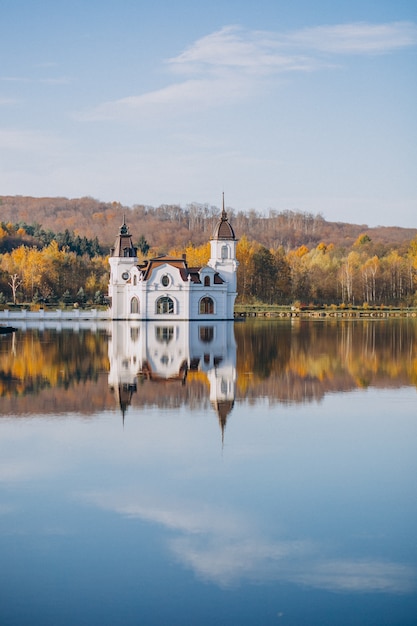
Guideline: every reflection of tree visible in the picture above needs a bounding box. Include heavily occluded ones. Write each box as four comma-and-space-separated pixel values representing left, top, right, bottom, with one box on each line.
235, 320, 417, 402
1, 321, 416, 416
235, 321, 291, 381
0, 329, 109, 398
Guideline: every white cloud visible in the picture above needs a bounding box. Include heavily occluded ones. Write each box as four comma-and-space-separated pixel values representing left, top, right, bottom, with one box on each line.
0, 128, 62, 152
0, 74, 70, 85
81, 488, 417, 593
78, 75, 248, 121
293, 559, 417, 593
168, 25, 316, 75
286, 21, 417, 54
80, 21, 417, 123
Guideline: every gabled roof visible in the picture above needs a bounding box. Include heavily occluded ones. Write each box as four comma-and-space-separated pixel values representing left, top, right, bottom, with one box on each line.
138, 257, 225, 284
140, 256, 188, 281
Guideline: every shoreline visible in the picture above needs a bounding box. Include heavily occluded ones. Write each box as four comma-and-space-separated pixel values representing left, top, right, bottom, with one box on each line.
1, 305, 416, 323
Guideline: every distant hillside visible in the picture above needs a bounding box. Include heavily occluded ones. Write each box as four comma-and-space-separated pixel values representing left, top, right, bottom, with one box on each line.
1, 195, 415, 253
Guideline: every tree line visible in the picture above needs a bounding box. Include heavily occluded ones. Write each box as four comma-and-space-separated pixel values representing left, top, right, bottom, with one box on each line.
1, 195, 415, 251
0, 214, 416, 307
0, 222, 107, 305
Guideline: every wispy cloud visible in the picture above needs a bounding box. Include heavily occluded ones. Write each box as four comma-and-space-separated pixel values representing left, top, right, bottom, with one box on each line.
81, 488, 417, 593
0, 128, 63, 152
79, 76, 248, 121
0, 97, 18, 105
0, 75, 70, 85
285, 21, 417, 54
168, 25, 317, 75
80, 21, 417, 122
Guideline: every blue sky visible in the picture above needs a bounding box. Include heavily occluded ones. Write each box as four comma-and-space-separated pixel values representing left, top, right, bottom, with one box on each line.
1, 0, 416, 227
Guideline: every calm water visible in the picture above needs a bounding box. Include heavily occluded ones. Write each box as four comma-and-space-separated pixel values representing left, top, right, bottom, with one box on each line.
0, 319, 416, 626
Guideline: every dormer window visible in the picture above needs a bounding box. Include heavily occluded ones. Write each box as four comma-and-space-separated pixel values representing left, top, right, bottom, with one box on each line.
161, 274, 170, 287
204, 276, 210, 287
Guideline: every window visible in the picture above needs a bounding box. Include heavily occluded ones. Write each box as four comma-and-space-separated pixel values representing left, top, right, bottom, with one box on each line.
133, 275, 137, 286
161, 274, 170, 287
156, 326, 174, 343
130, 297, 139, 314
221, 245, 228, 260
130, 327, 140, 341
156, 296, 174, 314
204, 276, 210, 286
199, 297, 214, 314
199, 326, 214, 343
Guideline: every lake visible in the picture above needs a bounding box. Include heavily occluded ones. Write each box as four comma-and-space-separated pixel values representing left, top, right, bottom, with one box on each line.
0, 319, 416, 626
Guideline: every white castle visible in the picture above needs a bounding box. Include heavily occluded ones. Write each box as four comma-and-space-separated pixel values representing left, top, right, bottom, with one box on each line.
108, 195, 238, 321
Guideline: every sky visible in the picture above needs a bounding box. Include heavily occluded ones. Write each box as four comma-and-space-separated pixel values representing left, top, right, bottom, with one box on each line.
0, 0, 416, 228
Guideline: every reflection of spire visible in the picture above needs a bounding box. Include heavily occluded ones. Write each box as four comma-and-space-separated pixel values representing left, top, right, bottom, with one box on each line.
211, 400, 234, 445
111, 382, 137, 424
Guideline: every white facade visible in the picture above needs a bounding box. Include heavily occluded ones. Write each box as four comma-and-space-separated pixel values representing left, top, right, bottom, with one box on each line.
108, 203, 238, 321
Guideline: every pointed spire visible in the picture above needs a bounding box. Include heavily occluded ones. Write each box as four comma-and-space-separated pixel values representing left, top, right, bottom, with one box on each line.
120, 214, 129, 235
211, 193, 236, 240
221, 192, 227, 221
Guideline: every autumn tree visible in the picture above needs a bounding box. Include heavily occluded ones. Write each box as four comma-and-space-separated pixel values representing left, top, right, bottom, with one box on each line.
8, 273, 22, 304
236, 236, 259, 302
287, 245, 311, 303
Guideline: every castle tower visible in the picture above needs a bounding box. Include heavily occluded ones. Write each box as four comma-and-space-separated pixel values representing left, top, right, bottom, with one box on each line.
108, 216, 138, 319
208, 194, 239, 318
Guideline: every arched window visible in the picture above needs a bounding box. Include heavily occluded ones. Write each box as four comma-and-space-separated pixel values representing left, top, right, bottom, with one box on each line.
199, 326, 214, 343
130, 297, 139, 314
156, 326, 174, 343
199, 296, 214, 315
204, 276, 210, 287
156, 296, 174, 315
130, 327, 140, 341
221, 245, 228, 260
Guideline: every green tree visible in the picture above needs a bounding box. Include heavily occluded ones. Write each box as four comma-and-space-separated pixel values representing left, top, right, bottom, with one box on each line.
137, 234, 150, 256
252, 246, 277, 304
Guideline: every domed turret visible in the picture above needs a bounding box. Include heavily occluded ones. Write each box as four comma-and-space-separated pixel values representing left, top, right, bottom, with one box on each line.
211, 193, 236, 241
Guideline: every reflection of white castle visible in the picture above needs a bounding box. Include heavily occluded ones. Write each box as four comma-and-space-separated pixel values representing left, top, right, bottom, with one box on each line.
108, 195, 238, 321
108, 321, 236, 436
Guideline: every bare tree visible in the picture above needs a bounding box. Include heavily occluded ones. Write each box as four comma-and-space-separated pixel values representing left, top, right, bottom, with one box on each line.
8, 273, 22, 304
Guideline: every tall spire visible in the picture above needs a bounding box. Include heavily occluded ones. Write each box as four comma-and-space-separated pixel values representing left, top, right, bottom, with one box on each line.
211, 193, 236, 240
221, 191, 227, 221
111, 216, 137, 257
120, 214, 129, 235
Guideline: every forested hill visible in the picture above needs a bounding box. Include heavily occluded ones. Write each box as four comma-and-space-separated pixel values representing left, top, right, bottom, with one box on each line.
0, 195, 415, 252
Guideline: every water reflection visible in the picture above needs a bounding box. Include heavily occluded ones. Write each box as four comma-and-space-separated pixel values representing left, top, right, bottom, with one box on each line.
1, 320, 416, 417
0, 319, 416, 625
235, 319, 417, 402
108, 321, 236, 434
